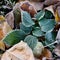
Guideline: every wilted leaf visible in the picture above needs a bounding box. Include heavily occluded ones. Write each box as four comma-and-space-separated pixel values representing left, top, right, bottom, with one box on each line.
39, 18, 56, 32
20, 23, 32, 34
24, 35, 38, 50
21, 11, 35, 27
35, 10, 45, 20
3, 29, 26, 47
32, 27, 44, 37
0, 41, 5, 51
13, 8, 21, 28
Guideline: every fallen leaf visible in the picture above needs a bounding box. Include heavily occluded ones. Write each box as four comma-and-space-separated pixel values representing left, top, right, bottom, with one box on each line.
1, 41, 35, 60
31, 2, 44, 11
39, 48, 52, 60
20, 1, 37, 17
3, 22, 12, 36
0, 41, 5, 51
5, 11, 14, 29
57, 6, 60, 17
0, 28, 4, 40
53, 2, 60, 12
53, 44, 60, 56
44, 0, 59, 6
55, 10, 60, 22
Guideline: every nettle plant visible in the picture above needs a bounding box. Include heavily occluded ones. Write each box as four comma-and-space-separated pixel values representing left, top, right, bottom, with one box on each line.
3, 9, 57, 57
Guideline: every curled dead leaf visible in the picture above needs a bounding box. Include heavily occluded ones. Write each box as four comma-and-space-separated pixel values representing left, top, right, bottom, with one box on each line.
20, 1, 37, 17
0, 41, 5, 51
39, 48, 52, 60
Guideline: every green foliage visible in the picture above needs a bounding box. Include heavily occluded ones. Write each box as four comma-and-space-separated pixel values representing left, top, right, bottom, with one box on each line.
39, 18, 56, 32
42, 31, 57, 46
3, 29, 26, 46
35, 10, 45, 20
24, 35, 38, 50
21, 11, 35, 27
33, 42, 44, 57
20, 23, 32, 34
2, 10, 57, 52
44, 10, 54, 19
32, 27, 44, 37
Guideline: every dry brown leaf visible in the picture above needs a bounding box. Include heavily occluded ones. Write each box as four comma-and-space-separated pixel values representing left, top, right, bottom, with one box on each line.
20, 1, 37, 17
39, 48, 52, 60
1, 41, 35, 60
0, 41, 5, 51
55, 10, 60, 22
0, 29, 4, 40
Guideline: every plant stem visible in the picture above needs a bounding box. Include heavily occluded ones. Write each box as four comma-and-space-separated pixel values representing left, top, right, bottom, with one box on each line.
44, 40, 58, 47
